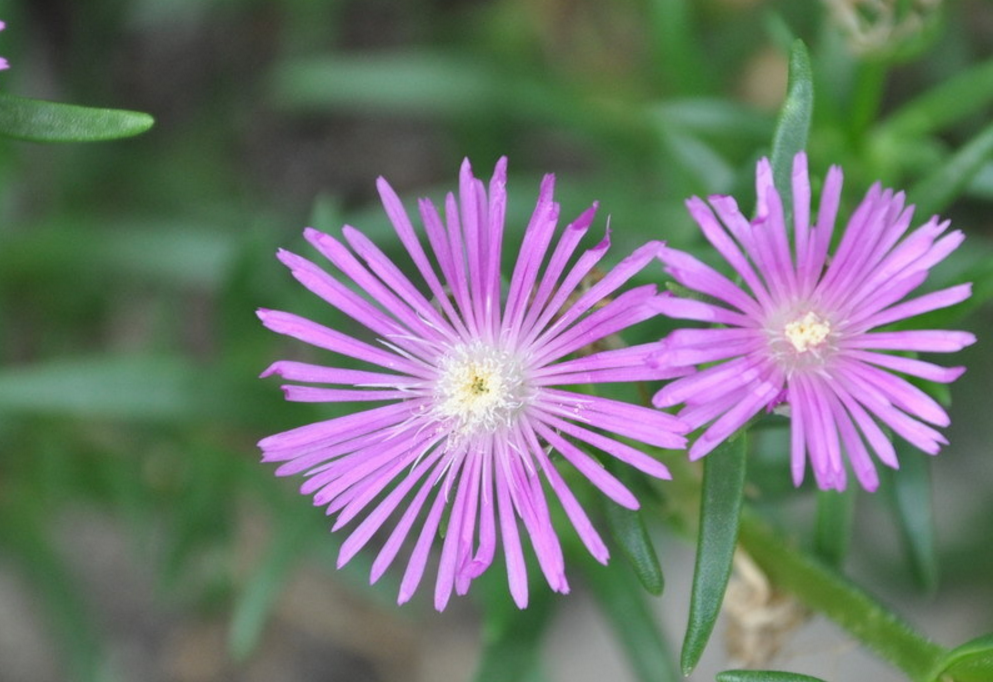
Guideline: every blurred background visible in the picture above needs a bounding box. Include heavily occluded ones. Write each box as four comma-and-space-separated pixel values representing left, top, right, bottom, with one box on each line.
0, 0, 991, 680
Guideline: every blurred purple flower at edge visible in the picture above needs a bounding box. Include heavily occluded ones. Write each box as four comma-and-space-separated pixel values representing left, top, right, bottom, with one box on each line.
651, 152, 975, 492
258, 158, 689, 610
0, 20, 9, 71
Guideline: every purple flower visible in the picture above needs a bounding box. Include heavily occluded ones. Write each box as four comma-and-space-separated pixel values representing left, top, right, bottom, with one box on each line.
259, 158, 688, 609
0, 20, 8, 71
650, 152, 975, 492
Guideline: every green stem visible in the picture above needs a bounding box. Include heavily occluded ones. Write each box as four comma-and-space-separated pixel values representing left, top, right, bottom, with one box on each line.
737, 508, 947, 681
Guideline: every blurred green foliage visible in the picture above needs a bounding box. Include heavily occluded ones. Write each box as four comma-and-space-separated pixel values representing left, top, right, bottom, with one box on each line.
0, 0, 992, 681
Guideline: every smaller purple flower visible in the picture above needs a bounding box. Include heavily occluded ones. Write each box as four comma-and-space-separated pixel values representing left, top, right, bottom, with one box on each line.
0, 21, 8, 71
650, 152, 975, 491
259, 158, 688, 609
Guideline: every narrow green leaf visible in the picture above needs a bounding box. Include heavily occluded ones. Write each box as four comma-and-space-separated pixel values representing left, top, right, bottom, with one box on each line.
228, 517, 311, 660
814, 486, 856, 568
883, 447, 938, 591
738, 509, 946, 679
879, 58, 993, 137
473, 585, 554, 682
273, 52, 501, 117
0, 355, 271, 427
769, 40, 814, 219
582, 550, 679, 682
680, 435, 747, 676
910, 120, 993, 218
602, 462, 665, 595
654, 98, 773, 141
0, 513, 110, 682
929, 633, 993, 682
0, 92, 153, 142
717, 670, 827, 682
0, 355, 199, 420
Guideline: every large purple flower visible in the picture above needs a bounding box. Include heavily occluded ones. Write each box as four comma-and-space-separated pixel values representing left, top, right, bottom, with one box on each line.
651, 152, 975, 491
259, 158, 688, 609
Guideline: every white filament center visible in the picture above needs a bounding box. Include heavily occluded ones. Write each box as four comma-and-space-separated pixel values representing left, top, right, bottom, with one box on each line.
783, 311, 831, 353
433, 342, 528, 438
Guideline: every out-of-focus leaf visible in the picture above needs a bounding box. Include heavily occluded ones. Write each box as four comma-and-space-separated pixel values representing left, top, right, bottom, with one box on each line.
0, 222, 238, 289
650, 117, 735, 196
910, 120, 993, 218
929, 633, 993, 682
717, 670, 826, 682
583, 550, 679, 682
883, 446, 938, 591
228, 516, 311, 660
0, 92, 153, 142
273, 52, 504, 117
0, 512, 109, 682
739, 509, 946, 680
602, 462, 665, 595
473, 581, 554, 682
681, 435, 747, 676
0, 356, 201, 420
814, 486, 855, 568
0, 355, 272, 427
770, 40, 814, 219
654, 98, 773, 141
879, 59, 993, 138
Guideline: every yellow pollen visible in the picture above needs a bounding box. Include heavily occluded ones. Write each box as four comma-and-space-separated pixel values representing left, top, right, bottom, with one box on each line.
783, 311, 831, 353
433, 343, 527, 438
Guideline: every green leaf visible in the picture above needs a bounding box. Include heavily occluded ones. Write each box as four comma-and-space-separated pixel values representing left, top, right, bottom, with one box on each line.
582, 549, 679, 682
879, 58, 993, 138
0, 513, 110, 682
228, 516, 311, 660
814, 486, 856, 568
680, 435, 747, 676
472, 583, 554, 682
273, 51, 503, 118
910, 120, 993, 218
717, 670, 827, 682
738, 509, 946, 680
0, 355, 199, 420
769, 39, 814, 220
602, 462, 665, 595
883, 447, 938, 591
0, 355, 272, 427
929, 633, 993, 682
0, 92, 153, 142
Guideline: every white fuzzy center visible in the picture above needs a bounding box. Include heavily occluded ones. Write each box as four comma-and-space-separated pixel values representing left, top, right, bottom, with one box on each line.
433, 342, 528, 438
783, 311, 832, 353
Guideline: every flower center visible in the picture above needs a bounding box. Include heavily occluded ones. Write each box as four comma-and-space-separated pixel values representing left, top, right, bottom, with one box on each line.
783, 311, 832, 353
433, 342, 529, 439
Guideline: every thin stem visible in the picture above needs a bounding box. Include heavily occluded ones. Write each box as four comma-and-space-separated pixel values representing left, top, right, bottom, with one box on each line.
737, 508, 947, 682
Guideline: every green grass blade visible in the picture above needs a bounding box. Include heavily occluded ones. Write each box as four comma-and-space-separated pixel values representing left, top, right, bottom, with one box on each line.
879, 58, 993, 137
814, 486, 856, 569
582, 551, 679, 682
739, 509, 946, 680
717, 670, 827, 682
883, 447, 938, 591
228, 515, 311, 660
770, 40, 814, 219
472, 584, 554, 682
910, 120, 993, 218
602, 462, 665, 595
0, 92, 153, 142
0, 513, 110, 682
680, 435, 747, 676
